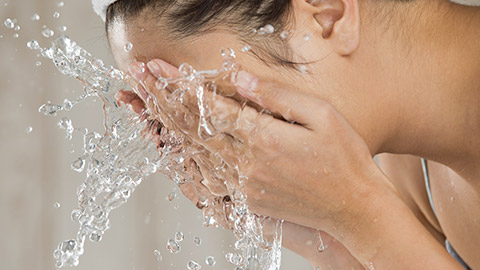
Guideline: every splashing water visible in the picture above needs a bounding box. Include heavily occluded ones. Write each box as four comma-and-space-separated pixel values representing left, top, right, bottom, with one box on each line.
37, 36, 283, 269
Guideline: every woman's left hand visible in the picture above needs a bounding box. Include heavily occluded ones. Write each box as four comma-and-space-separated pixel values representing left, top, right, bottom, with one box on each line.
129, 59, 392, 237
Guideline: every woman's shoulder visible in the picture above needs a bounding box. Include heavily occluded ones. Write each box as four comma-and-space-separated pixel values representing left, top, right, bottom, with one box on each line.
375, 153, 445, 241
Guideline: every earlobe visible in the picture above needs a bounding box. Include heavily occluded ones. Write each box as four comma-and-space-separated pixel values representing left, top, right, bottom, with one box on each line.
309, 0, 360, 56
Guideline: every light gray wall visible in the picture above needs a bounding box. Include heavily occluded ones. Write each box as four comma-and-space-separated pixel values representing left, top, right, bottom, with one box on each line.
0, 0, 312, 269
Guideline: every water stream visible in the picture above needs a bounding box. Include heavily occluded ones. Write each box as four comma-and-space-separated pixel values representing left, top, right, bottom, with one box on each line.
36, 36, 283, 270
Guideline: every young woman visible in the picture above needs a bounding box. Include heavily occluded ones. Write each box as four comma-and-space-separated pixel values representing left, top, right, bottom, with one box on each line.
93, 0, 480, 269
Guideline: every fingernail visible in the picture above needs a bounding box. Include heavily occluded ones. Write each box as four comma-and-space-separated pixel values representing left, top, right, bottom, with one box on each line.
136, 84, 149, 101
147, 61, 161, 75
128, 62, 146, 81
236, 71, 258, 94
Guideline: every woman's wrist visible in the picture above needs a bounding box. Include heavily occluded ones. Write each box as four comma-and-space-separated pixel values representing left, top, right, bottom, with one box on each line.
326, 170, 462, 269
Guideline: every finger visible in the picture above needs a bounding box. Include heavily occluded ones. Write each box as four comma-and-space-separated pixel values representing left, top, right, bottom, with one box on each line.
130, 61, 242, 166
235, 71, 324, 128
193, 154, 229, 196
116, 90, 146, 115
146, 59, 181, 80
193, 89, 307, 153
128, 62, 151, 101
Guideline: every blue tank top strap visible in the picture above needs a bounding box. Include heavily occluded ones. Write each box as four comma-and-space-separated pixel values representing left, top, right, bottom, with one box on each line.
421, 158, 471, 269
421, 158, 437, 216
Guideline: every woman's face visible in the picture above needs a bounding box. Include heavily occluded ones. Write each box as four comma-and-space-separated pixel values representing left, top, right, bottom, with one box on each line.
107, 2, 480, 155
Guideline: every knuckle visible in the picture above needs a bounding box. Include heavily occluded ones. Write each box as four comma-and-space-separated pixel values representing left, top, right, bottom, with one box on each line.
254, 129, 281, 153
315, 101, 337, 123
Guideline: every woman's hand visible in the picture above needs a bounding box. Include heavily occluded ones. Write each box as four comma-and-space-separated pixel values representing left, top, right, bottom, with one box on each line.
129, 59, 389, 233
128, 59, 464, 270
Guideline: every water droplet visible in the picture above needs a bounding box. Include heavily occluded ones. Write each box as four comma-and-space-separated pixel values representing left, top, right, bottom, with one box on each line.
241, 45, 251, 52
13, 33, 19, 38
124, 42, 133, 52
26, 126, 33, 133
53, 12, 60, 19
42, 28, 54, 38
166, 192, 177, 201
299, 65, 307, 74
4, 18, 14, 29
89, 231, 102, 242
32, 14, 40, 21
155, 78, 168, 90
153, 249, 162, 261
193, 236, 202, 246
35, 61, 42, 67
59, 25, 67, 32
166, 239, 181, 254
57, 1, 65, 7
205, 256, 216, 266
27, 40, 40, 50
38, 103, 59, 116
187, 260, 201, 270
280, 30, 289, 40
175, 231, 184, 242
316, 232, 325, 252
14, 25, 20, 31
71, 209, 81, 222
63, 99, 73, 111
54, 202, 61, 208
263, 24, 275, 34
179, 63, 195, 77
304, 34, 312, 41
315, 267, 321, 270
71, 157, 85, 173
58, 117, 74, 140
60, 239, 76, 253
225, 253, 243, 265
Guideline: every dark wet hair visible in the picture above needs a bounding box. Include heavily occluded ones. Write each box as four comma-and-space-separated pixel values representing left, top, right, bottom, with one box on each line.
105, 0, 297, 67
105, 0, 414, 68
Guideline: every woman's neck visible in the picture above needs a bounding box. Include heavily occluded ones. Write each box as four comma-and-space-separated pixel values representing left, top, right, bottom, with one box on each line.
377, 3, 480, 179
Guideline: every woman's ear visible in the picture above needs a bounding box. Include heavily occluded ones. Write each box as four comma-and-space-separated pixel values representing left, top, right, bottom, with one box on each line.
303, 0, 360, 56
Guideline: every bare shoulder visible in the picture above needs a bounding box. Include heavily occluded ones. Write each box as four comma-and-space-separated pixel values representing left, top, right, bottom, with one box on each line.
375, 154, 445, 242
376, 154, 480, 268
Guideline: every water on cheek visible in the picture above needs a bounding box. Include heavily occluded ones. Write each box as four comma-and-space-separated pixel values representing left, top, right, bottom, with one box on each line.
36, 36, 284, 270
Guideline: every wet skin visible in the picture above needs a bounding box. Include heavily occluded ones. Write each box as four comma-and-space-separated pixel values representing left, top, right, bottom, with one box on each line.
109, 0, 480, 269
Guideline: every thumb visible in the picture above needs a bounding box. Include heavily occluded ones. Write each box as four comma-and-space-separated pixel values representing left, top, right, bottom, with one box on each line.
235, 71, 319, 126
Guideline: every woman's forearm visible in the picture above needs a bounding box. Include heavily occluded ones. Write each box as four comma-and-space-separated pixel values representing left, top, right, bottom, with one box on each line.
280, 221, 364, 269
331, 177, 463, 270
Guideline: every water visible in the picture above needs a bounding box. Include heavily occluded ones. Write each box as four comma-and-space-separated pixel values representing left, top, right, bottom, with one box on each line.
187, 260, 202, 270
42, 28, 55, 38
36, 36, 283, 269
167, 239, 181, 254
32, 14, 40, 21
27, 40, 40, 50
193, 236, 202, 246
205, 256, 216, 266
154, 249, 163, 261
4, 18, 14, 29
175, 231, 184, 242
124, 42, 133, 52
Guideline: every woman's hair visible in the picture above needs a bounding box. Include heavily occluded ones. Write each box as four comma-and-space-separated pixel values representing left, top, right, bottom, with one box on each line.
106, 0, 296, 67
105, 0, 413, 67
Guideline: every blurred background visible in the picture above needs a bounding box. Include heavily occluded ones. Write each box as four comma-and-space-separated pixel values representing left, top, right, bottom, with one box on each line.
0, 0, 311, 269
